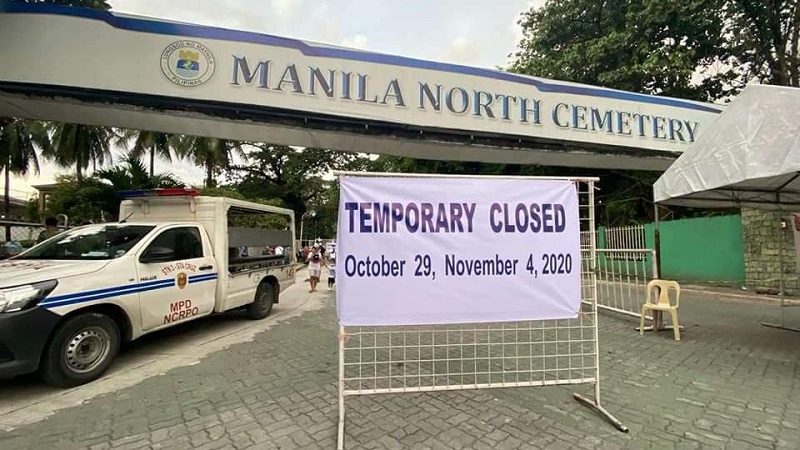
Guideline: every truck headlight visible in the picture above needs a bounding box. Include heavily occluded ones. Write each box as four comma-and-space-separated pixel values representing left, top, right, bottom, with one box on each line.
0, 280, 58, 313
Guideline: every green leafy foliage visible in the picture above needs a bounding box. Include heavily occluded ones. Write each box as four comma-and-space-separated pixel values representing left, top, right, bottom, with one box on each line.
0, 119, 49, 235
722, 1, 800, 89
512, 1, 799, 97
174, 136, 244, 187
228, 144, 372, 235
116, 129, 181, 176
0, 119, 48, 178
45, 123, 116, 181
94, 154, 183, 191
43, 155, 186, 223
511, 0, 727, 101
372, 154, 661, 226
43, 175, 117, 224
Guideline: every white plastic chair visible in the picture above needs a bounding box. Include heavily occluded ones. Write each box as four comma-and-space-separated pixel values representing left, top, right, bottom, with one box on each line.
640, 280, 681, 341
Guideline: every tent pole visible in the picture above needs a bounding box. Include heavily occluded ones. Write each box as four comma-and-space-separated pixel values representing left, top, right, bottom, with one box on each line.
651, 202, 664, 330
653, 203, 661, 279
762, 211, 800, 332
779, 216, 786, 328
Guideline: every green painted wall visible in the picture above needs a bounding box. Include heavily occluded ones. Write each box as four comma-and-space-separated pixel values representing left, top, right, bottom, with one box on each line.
657, 215, 745, 283
595, 216, 745, 283
596, 226, 607, 248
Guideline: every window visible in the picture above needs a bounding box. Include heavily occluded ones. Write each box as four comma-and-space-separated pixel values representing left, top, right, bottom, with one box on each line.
140, 227, 203, 262
19, 225, 155, 260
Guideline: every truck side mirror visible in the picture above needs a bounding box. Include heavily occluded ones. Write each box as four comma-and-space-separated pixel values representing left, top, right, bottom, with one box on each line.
140, 246, 175, 263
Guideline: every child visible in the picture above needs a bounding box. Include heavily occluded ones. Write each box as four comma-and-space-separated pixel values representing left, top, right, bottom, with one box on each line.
327, 252, 336, 289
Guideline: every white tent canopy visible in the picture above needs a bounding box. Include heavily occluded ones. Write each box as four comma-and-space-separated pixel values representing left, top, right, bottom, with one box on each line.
654, 85, 800, 209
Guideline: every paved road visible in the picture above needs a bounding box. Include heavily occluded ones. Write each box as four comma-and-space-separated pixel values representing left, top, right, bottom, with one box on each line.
0, 276, 324, 432
1, 274, 799, 449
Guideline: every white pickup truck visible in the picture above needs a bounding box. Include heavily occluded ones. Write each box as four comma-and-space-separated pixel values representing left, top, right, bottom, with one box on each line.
0, 189, 296, 386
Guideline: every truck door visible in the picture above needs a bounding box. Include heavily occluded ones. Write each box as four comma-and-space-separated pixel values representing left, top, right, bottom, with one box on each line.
136, 225, 217, 331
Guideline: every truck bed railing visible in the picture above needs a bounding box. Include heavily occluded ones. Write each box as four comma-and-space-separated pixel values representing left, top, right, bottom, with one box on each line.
229, 255, 291, 274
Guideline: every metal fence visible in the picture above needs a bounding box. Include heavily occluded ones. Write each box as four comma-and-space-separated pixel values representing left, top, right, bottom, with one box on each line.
0, 220, 47, 245
594, 249, 657, 319
337, 177, 626, 450
604, 224, 646, 255
0, 220, 71, 259
581, 230, 656, 319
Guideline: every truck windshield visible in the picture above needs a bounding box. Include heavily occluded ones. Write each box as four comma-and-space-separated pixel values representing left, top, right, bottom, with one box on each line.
17, 225, 155, 260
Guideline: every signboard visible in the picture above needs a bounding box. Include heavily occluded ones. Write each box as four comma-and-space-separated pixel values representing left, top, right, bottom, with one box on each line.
0, 5, 722, 167
336, 175, 581, 326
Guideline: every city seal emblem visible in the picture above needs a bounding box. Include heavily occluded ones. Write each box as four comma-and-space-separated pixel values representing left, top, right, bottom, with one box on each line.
176, 272, 188, 289
160, 40, 215, 87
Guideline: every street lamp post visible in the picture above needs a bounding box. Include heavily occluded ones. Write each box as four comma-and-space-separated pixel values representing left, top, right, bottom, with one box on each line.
313, 211, 318, 242
299, 213, 305, 247
299, 210, 316, 247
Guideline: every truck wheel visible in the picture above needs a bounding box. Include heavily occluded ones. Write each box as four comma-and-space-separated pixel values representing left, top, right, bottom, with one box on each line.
40, 313, 120, 387
247, 282, 275, 320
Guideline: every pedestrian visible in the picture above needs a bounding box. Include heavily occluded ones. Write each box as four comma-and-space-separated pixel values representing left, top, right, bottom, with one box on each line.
36, 217, 60, 243
327, 251, 336, 289
306, 245, 325, 293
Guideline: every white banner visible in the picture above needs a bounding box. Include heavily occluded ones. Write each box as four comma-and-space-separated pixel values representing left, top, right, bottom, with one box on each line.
336, 175, 581, 326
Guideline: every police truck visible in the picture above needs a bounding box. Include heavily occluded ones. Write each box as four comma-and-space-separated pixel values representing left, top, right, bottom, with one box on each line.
0, 189, 295, 386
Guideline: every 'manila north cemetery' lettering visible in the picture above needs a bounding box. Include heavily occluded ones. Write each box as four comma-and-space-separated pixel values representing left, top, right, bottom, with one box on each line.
230, 56, 699, 142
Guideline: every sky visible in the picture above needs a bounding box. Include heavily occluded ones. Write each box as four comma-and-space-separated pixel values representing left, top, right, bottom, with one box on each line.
5, 0, 544, 199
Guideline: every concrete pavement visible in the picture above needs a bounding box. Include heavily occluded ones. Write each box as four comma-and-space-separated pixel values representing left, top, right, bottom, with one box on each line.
0, 276, 324, 432
0, 272, 799, 449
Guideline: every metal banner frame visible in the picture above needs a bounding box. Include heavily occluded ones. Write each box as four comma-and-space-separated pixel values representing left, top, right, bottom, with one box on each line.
333, 173, 627, 449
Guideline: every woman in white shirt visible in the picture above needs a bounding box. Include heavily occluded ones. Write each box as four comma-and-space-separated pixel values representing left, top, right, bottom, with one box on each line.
306, 246, 325, 293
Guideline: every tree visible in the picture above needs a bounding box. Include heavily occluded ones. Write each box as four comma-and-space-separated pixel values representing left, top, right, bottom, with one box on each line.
116, 129, 180, 177
372, 154, 665, 226
41, 175, 114, 224
512, 0, 727, 101
723, 1, 800, 89
0, 119, 49, 238
44, 155, 185, 223
45, 123, 115, 181
175, 136, 244, 187
371, 155, 507, 177
513, 0, 799, 97
94, 153, 183, 191
229, 144, 370, 220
